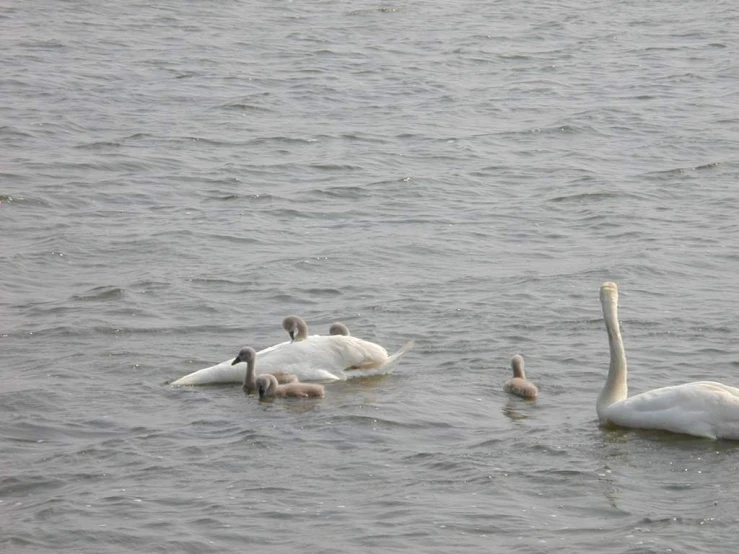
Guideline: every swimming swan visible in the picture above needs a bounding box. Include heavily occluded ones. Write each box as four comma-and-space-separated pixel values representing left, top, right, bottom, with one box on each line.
503, 355, 538, 399
255, 374, 324, 399
329, 322, 350, 336
170, 316, 414, 385
233, 346, 297, 395
597, 281, 739, 440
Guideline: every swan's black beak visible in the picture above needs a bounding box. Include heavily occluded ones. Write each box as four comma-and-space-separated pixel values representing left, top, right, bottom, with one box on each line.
289, 331, 295, 342
231, 358, 241, 366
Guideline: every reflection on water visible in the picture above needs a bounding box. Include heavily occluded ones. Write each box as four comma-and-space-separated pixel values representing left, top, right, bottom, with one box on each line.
255, 397, 325, 414
502, 396, 537, 421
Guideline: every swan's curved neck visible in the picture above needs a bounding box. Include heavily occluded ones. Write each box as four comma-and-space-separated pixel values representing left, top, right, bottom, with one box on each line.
598, 293, 628, 416
260, 375, 278, 398
295, 320, 308, 341
243, 359, 256, 390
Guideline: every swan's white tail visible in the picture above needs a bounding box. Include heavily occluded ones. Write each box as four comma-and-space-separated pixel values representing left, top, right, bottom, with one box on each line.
383, 340, 415, 369
344, 340, 415, 379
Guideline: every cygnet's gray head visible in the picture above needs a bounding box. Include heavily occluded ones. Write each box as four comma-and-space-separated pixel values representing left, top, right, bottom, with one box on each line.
282, 315, 308, 342
511, 354, 525, 378
329, 322, 350, 336
255, 374, 278, 399
231, 346, 256, 366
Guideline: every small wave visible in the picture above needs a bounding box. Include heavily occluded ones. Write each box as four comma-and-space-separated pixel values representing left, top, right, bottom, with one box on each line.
309, 163, 362, 172
348, 7, 399, 15
203, 191, 277, 203
338, 414, 440, 430
74, 140, 122, 150
498, 53, 531, 60
218, 101, 275, 113
166, 231, 262, 245
0, 125, 36, 139
304, 287, 343, 296
121, 132, 157, 141
549, 191, 624, 203
306, 185, 368, 200
72, 286, 126, 302
16, 39, 67, 50
645, 162, 722, 176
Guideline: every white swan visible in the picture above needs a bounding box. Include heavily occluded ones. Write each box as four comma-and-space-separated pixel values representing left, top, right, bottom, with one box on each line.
255, 374, 325, 399
503, 355, 538, 399
170, 315, 414, 385
597, 281, 739, 440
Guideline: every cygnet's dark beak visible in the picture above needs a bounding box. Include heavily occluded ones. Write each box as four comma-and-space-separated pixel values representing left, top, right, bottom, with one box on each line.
289, 330, 295, 342
231, 357, 241, 366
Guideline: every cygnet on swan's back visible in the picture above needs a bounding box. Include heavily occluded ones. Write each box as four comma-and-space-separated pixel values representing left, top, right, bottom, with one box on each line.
283, 315, 309, 342
231, 346, 298, 394
329, 322, 350, 336
255, 374, 325, 399
170, 315, 414, 385
503, 355, 538, 399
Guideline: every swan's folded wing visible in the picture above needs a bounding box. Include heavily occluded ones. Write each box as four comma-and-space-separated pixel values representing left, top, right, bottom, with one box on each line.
341, 340, 415, 378
608, 382, 739, 439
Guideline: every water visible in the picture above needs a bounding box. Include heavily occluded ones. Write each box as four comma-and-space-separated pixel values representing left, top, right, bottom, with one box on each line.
2, 0, 739, 551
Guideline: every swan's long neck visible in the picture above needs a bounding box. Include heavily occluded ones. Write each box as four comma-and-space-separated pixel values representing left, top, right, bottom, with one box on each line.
244, 359, 256, 390
512, 357, 525, 378
597, 285, 628, 418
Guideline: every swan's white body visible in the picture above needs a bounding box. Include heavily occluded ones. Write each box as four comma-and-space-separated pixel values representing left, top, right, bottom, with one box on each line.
171, 335, 414, 385
597, 281, 739, 440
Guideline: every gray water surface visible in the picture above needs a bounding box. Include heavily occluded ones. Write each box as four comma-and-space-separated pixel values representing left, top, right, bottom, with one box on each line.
3, 0, 739, 552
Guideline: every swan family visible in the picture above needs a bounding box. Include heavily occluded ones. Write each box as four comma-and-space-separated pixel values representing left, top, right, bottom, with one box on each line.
171, 283, 739, 440
170, 316, 415, 386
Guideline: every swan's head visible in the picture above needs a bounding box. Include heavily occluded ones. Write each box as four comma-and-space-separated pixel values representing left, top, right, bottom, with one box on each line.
255, 374, 278, 399
329, 322, 350, 336
511, 354, 525, 377
231, 346, 256, 366
600, 281, 618, 306
282, 315, 308, 342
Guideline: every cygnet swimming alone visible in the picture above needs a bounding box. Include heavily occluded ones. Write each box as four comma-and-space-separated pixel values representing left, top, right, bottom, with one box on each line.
503, 355, 538, 399
231, 346, 298, 394
255, 374, 325, 399
329, 322, 350, 336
